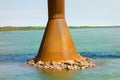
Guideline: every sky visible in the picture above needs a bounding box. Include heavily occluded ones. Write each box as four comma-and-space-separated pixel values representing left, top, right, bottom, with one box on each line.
0, 0, 120, 26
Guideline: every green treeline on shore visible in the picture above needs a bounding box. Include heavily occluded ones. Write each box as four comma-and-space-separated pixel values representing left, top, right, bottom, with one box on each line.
0, 26, 120, 31
0, 26, 45, 31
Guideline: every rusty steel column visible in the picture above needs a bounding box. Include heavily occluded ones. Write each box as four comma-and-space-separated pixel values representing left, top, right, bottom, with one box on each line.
35, 0, 83, 62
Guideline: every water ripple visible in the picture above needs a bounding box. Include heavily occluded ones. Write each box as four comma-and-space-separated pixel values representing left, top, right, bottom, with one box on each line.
0, 51, 120, 63
80, 51, 120, 59
0, 54, 35, 63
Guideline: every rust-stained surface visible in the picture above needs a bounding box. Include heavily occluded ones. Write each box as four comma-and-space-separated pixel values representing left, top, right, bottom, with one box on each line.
35, 0, 83, 62
48, 0, 65, 19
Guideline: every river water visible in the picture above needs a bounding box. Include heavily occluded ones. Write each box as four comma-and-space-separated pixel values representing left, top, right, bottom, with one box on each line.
0, 28, 120, 80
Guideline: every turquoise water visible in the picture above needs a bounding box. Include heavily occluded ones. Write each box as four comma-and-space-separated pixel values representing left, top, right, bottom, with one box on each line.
0, 28, 120, 80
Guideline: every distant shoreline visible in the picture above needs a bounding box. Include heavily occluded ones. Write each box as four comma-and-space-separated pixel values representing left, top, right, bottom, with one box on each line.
0, 26, 120, 32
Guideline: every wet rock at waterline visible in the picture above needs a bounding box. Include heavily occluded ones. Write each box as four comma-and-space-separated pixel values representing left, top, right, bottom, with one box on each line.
27, 58, 95, 70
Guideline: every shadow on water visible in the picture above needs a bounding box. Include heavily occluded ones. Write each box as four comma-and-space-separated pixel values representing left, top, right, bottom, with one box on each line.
0, 51, 120, 63
37, 68, 84, 80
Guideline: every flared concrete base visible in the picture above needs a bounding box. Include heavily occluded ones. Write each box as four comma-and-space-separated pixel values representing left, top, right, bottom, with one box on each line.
35, 19, 83, 63
28, 0, 95, 70
31, 19, 95, 70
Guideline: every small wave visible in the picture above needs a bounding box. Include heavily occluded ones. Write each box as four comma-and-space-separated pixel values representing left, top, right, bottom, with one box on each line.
0, 51, 120, 63
0, 54, 35, 63
80, 51, 120, 59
